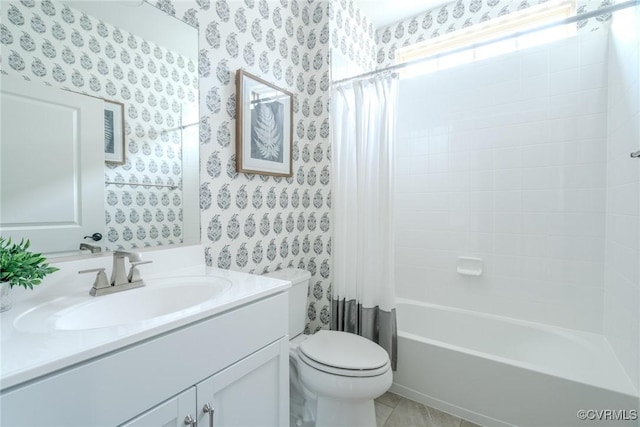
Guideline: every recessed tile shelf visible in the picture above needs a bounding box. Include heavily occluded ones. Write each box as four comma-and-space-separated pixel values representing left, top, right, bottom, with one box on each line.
456, 257, 483, 277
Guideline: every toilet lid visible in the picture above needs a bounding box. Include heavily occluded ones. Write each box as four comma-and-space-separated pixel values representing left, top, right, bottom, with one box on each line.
298, 330, 390, 373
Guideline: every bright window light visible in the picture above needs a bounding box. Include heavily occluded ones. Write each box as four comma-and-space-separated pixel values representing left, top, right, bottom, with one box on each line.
398, 0, 576, 78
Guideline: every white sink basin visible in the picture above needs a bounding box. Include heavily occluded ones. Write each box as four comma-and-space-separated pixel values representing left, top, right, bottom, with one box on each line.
14, 276, 232, 332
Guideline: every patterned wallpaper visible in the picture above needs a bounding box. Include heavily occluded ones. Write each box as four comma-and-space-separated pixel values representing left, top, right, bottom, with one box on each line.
375, 0, 615, 69
158, 0, 333, 333
0, 0, 198, 250
329, 0, 376, 75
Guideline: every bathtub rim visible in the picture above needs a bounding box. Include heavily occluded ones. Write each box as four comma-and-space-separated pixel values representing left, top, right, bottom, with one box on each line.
394, 297, 639, 397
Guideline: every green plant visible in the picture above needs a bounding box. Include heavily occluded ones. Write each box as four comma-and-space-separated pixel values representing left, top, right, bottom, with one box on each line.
0, 237, 58, 289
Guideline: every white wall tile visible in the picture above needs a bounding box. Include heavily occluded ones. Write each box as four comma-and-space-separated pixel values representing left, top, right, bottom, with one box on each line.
520, 49, 549, 77
521, 167, 562, 190
494, 147, 523, 169
580, 87, 609, 115
604, 6, 640, 391
580, 62, 608, 91
580, 32, 609, 66
549, 68, 580, 95
395, 30, 612, 334
549, 38, 580, 72
563, 138, 607, 165
493, 169, 522, 191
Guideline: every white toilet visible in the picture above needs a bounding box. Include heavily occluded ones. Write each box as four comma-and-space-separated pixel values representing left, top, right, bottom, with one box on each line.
265, 268, 392, 427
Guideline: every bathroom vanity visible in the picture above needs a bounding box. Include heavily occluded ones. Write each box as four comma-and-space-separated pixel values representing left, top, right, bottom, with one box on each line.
0, 246, 290, 426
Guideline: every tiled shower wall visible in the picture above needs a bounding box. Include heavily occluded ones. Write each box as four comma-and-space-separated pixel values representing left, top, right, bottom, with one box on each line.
164, 0, 333, 333
395, 30, 610, 332
1, 0, 197, 250
604, 6, 640, 391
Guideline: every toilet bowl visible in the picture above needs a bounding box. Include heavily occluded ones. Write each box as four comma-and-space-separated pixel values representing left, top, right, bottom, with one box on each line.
291, 330, 392, 427
264, 268, 392, 427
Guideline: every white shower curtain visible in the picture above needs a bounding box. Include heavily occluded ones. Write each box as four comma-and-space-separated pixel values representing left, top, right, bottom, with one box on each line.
331, 73, 398, 369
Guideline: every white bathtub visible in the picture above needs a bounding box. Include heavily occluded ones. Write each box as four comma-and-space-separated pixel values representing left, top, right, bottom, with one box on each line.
390, 299, 639, 427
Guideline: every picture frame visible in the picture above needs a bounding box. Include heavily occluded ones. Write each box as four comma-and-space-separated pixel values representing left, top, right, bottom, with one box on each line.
103, 99, 125, 164
236, 69, 293, 177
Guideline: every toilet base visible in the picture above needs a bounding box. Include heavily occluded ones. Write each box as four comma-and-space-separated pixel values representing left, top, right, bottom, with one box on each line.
290, 412, 315, 427
315, 397, 376, 427
290, 378, 317, 427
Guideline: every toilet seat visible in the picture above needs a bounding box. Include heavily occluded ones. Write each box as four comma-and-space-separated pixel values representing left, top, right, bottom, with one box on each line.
297, 330, 390, 378
297, 350, 391, 377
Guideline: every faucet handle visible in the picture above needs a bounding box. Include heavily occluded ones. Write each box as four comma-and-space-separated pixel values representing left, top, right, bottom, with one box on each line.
79, 268, 110, 296
127, 260, 153, 283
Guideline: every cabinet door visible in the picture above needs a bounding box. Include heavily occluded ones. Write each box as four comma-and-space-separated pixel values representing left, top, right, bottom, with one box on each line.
120, 387, 196, 427
196, 339, 289, 427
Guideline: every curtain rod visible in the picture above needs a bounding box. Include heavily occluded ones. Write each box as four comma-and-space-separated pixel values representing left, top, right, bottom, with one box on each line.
332, 0, 639, 85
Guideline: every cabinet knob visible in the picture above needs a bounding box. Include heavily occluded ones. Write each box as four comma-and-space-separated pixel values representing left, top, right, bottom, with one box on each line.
203, 403, 215, 427
184, 414, 196, 426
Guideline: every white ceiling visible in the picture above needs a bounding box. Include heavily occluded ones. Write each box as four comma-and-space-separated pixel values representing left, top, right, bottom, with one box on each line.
353, 0, 452, 29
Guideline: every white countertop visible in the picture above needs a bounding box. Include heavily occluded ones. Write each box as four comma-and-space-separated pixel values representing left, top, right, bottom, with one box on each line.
0, 246, 290, 391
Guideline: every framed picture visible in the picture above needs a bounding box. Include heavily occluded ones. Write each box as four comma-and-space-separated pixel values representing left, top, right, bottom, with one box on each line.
103, 99, 125, 164
236, 69, 293, 177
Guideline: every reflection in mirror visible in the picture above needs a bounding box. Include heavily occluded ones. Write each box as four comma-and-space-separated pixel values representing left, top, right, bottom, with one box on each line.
1, 77, 106, 253
0, 0, 199, 257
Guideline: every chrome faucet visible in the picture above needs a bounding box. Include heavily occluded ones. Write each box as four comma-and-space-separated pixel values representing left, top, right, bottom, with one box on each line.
79, 250, 152, 296
111, 250, 142, 286
79, 243, 102, 254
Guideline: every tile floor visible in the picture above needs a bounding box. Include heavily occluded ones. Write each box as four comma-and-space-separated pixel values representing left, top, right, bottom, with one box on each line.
375, 392, 483, 427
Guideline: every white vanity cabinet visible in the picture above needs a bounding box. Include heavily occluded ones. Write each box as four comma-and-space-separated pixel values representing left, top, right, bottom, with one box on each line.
121, 388, 197, 427
1, 292, 289, 427
121, 339, 289, 427
195, 338, 289, 427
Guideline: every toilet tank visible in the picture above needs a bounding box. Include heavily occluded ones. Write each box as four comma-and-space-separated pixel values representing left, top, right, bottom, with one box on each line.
264, 268, 311, 338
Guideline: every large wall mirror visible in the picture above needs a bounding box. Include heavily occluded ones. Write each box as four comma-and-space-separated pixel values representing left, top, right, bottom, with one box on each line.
0, 0, 199, 257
